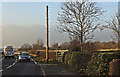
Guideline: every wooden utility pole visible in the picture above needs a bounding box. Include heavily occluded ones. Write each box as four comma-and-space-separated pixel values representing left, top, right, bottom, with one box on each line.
46, 6, 49, 63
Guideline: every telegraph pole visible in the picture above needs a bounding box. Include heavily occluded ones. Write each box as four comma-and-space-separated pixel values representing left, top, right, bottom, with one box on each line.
46, 6, 49, 63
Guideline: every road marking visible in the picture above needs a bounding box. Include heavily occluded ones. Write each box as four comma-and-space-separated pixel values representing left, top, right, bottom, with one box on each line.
0, 57, 4, 72
39, 63, 46, 77
31, 58, 37, 64
0, 69, 3, 72
0, 57, 4, 62
6, 65, 12, 69
6, 58, 17, 69
0, 57, 17, 72
31, 58, 46, 77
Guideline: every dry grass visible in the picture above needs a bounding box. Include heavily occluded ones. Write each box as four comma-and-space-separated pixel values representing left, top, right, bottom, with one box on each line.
30, 53, 37, 57
97, 48, 120, 51
37, 50, 68, 52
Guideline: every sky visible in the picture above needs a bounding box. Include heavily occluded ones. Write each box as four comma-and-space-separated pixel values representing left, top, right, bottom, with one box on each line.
0, 1, 119, 48
1, 0, 120, 2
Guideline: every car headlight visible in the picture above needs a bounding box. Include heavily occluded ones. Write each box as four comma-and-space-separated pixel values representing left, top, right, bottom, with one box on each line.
28, 56, 31, 58
19, 56, 21, 59
19, 56, 24, 59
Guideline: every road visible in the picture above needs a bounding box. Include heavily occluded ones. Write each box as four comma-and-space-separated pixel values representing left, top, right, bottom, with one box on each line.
1, 57, 43, 77
0, 57, 77, 77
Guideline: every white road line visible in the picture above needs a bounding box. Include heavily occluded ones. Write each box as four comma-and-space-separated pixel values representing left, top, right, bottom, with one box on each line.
0, 57, 17, 72
0, 57, 4, 72
31, 58, 37, 64
31, 58, 46, 77
0, 57, 4, 61
12, 62, 16, 66
6, 58, 17, 69
0, 69, 3, 72
39, 63, 46, 77
6, 65, 12, 69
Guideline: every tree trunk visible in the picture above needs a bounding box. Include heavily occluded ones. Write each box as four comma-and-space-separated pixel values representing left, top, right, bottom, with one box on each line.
81, 24, 83, 51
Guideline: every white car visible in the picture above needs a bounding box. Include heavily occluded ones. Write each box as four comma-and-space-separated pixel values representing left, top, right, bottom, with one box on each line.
18, 52, 31, 62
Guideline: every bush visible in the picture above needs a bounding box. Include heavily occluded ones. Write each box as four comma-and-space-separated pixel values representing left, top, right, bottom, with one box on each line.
49, 52, 56, 60
87, 53, 107, 75
64, 52, 92, 74
64, 53, 72, 65
62, 51, 71, 63
29, 49, 37, 54
38, 51, 46, 59
87, 52, 120, 75
37, 51, 57, 61
63, 51, 120, 75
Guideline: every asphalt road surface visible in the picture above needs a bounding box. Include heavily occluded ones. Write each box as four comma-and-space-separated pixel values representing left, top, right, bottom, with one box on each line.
0, 57, 77, 77
1, 57, 44, 77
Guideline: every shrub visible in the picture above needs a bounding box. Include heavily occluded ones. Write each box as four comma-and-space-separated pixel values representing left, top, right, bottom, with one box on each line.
64, 52, 92, 74
29, 49, 37, 54
63, 51, 120, 75
64, 53, 72, 65
36, 51, 57, 61
71, 52, 92, 74
62, 51, 71, 63
38, 51, 46, 59
87, 52, 120, 75
87, 53, 108, 75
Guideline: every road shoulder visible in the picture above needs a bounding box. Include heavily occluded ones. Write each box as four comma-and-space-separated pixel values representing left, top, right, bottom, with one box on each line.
37, 63, 78, 75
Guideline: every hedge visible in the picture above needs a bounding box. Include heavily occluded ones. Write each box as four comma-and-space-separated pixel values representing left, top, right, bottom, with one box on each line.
37, 51, 56, 61
63, 51, 120, 75
64, 52, 92, 75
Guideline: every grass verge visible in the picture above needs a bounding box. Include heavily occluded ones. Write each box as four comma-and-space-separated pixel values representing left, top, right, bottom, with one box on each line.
30, 54, 59, 64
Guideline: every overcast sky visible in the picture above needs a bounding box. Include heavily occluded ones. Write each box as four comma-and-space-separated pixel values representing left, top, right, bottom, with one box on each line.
0, 1, 118, 48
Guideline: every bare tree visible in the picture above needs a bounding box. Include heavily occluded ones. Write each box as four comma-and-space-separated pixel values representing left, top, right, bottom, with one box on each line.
57, 0, 104, 50
36, 38, 43, 45
104, 14, 120, 48
69, 39, 81, 51
59, 42, 69, 50
50, 43, 58, 50
105, 14, 120, 41
20, 43, 32, 51
33, 38, 44, 50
